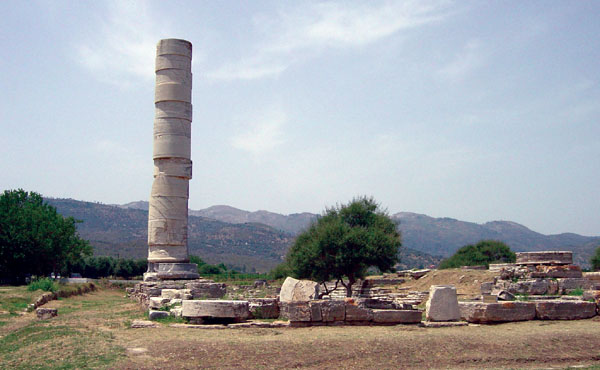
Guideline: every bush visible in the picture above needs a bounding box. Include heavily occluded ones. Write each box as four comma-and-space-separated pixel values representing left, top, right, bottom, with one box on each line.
439, 240, 515, 269
591, 245, 600, 271
27, 277, 59, 292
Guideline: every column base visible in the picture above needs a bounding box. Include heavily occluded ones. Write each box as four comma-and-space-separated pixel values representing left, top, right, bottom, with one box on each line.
144, 262, 199, 281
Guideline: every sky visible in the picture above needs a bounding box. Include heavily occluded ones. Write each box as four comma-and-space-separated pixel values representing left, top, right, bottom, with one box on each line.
1, 1, 599, 236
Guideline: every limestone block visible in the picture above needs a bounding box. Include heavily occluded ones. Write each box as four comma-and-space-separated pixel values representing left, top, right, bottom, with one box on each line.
558, 278, 593, 294
506, 279, 549, 295
153, 134, 191, 159
309, 301, 322, 322
150, 176, 189, 198
154, 158, 192, 179
515, 251, 572, 265
149, 297, 171, 309
279, 277, 320, 303
582, 290, 600, 302
535, 300, 596, 320
155, 101, 192, 121
320, 300, 345, 322
155, 53, 191, 70
155, 81, 191, 103
154, 118, 191, 138
156, 263, 199, 280
36, 308, 57, 320
148, 197, 188, 221
247, 298, 280, 319
530, 265, 583, 279
583, 272, 600, 281
372, 309, 422, 324
131, 320, 159, 328
156, 39, 192, 57
182, 300, 250, 319
149, 310, 170, 320
287, 302, 312, 322
482, 294, 498, 303
459, 302, 536, 323
170, 307, 183, 318
148, 245, 190, 264
345, 303, 373, 321
160, 289, 182, 300
156, 69, 192, 86
425, 285, 460, 322
185, 282, 226, 299
489, 263, 517, 272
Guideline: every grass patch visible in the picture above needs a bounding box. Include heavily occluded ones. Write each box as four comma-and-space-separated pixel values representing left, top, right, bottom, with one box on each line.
568, 288, 584, 296
27, 277, 59, 293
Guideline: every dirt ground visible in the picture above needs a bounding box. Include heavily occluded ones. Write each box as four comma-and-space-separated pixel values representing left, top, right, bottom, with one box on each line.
2, 287, 600, 369
395, 268, 498, 298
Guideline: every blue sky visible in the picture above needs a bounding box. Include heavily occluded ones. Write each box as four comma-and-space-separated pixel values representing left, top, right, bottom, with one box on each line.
1, 1, 599, 236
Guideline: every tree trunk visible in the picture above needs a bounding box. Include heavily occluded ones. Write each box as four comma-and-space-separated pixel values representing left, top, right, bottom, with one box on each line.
345, 274, 356, 297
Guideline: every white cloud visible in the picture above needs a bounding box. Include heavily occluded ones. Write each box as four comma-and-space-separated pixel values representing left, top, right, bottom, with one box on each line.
207, 0, 452, 81
75, 1, 172, 87
437, 39, 485, 81
230, 109, 286, 156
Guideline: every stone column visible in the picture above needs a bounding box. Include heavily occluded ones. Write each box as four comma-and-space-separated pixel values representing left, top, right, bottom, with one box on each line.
146, 39, 198, 280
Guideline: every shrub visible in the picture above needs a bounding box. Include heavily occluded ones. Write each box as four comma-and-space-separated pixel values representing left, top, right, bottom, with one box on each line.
439, 240, 515, 269
591, 245, 600, 271
27, 277, 59, 292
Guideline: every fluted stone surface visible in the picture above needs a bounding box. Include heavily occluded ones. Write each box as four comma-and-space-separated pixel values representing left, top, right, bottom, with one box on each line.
148, 39, 193, 265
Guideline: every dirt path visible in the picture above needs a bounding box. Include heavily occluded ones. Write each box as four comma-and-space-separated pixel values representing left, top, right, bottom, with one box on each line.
2, 287, 600, 369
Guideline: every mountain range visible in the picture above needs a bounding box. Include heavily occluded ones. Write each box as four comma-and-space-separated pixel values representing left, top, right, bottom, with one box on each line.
48, 199, 600, 271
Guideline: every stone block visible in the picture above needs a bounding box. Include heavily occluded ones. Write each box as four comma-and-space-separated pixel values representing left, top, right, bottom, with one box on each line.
320, 300, 345, 322
182, 300, 250, 320
482, 294, 498, 303
535, 300, 596, 320
309, 301, 322, 322
558, 278, 593, 294
582, 290, 600, 302
480, 282, 494, 295
185, 281, 226, 299
489, 263, 516, 272
425, 285, 460, 322
36, 308, 57, 320
131, 320, 159, 328
149, 310, 170, 320
287, 302, 312, 322
358, 298, 408, 310
583, 272, 600, 281
515, 251, 572, 265
170, 307, 183, 318
149, 297, 171, 309
34, 292, 56, 308
345, 303, 373, 321
530, 265, 583, 279
156, 263, 199, 280
248, 298, 280, 319
506, 279, 549, 295
161, 289, 182, 300
459, 302, 536, 323
372, 309, 422, 324
279, 277, 320, 303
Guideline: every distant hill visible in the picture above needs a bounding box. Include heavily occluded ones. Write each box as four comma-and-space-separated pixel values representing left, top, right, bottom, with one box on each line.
50, 198, 600, 271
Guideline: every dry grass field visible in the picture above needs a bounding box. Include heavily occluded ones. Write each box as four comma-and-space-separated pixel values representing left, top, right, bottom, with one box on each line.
1, 286, 600, 369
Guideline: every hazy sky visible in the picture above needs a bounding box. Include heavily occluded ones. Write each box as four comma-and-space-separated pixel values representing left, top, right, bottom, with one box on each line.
1, 1, 599, 236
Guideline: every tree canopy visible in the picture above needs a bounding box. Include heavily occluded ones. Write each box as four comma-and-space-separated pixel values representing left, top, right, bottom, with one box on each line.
0, 189, 92, 283
285, 196, 401, 297
439, 240, 515, 269
591, 245, 600, 271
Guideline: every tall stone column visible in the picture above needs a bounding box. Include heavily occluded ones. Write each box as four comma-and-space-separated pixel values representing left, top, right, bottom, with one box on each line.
146, 39, 198, 280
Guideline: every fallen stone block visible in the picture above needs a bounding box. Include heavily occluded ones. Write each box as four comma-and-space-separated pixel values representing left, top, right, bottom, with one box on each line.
459, 302, 536, 323
185, 282, 226, 299
506, 279, 549, 295
372, 309, 422, 324
170, 307, 183, 318
182, 300, 250, 320
36, 308, 57, 320
131, 320, 159, 328
345, 303, 373, 321
496, 290, 515, 301
149, 310, 170, 320
248, 298, 280, 319
426, 285, 460, 322
279, 277, 320, 303
535, 300, 596, 320
515, 251, 572, 265
161, 289, 182, 300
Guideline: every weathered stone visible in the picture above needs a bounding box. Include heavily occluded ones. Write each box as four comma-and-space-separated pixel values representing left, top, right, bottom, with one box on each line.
530, 265, 582, 279
185, 281, 226, 299
287, 302, 312, 322
582, 290, 600, 302
131, 320, 159, 328
156, 263, 199, 280
161, 289, 182, 299
506, 279, 549, 295
182, 300, 250, 320
535, 300, 596, 320
372, 309, 422, 324
489, 263, 517, 272
583, 272, 600, 281
279, 277, 320, 303
459, 302, 536, 323
148, 310, 170, 320
425, 285, 460, 322
309, 301, 322, 322
248, 298, 279, 319
34, 292, 55, 308
496, 290, 515, 301
482, 294, 498, 303
480, 282, 494, 295
345, 303, 373, 321
36, 308, 57, 320
149, 297, 171, 309
515, 251, 572, 265
359, 298, 409, 310
558, 278, 593, 294
170, 307, 183, 317
320, 300, 345, 322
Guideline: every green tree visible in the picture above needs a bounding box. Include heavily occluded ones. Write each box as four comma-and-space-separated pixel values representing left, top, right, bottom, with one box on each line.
591, 245, 600, 271
286, 196, 401, 297
0, 189, 92, 283
439, 240, 515, 269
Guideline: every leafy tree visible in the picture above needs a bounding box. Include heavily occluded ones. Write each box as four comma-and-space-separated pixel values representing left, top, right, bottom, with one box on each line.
439, 240, 515, 269
591, 245, 600, 271
0, 189, 92, 283
286, 196, 401, 297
